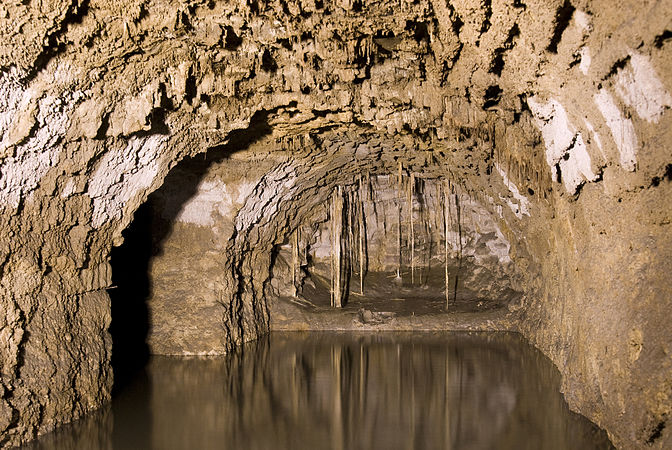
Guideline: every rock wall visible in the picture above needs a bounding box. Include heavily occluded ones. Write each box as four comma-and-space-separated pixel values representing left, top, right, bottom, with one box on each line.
0, 0, 670, 447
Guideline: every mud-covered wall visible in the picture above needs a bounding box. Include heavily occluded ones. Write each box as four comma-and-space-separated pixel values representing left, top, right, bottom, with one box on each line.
0, 0, 671, 448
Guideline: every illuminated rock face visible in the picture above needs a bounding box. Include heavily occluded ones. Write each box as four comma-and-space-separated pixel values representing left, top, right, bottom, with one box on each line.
0, 0, 671, 447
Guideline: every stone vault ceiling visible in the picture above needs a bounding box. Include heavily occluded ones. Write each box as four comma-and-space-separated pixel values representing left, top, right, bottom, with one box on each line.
0, 0, 671, 448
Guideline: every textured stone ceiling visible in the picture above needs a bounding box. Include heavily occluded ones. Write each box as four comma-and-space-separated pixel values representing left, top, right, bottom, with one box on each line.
1, 0, 671, 448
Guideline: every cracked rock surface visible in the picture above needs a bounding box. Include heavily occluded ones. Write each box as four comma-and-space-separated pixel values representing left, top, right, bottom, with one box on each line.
0, 0, 671, 448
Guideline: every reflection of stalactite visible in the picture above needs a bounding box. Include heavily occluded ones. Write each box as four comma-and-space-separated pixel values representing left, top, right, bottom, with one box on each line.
331, 344, 344, 450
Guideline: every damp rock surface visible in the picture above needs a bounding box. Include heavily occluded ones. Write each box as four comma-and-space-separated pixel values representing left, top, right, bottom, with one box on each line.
0, 0, 670, 448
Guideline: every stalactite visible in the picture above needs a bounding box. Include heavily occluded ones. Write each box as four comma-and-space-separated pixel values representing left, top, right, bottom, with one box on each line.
348, 189, 354, 282
396, 161, 403, 281
331, 186, 344, 308
443, 180, 449, 310
408, 172, 415, 284
506, 154, 511, 189
330, 192, 335, 307
418, 177, 430, 286
453, 193, 462, 305
358, 176, 365, 295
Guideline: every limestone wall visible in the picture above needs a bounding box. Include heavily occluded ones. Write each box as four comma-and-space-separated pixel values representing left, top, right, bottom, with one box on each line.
0, 0, 670, 447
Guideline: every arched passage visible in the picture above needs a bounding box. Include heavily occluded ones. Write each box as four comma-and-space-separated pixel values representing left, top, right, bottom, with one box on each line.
116, 122, 531, 358
1, 0, 671, 448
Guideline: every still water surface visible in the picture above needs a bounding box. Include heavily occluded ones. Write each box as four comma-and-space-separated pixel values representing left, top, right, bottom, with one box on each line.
28, 332, 613, 450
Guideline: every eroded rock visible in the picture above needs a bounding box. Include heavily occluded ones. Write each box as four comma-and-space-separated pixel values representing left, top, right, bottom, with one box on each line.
0, 0, 670, 448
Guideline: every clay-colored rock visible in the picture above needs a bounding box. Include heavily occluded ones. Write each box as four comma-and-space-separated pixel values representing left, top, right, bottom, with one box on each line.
0, 0, 670, 448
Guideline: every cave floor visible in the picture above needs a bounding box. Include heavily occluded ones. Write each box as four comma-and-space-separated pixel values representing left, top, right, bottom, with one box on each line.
271, 270, 520, 332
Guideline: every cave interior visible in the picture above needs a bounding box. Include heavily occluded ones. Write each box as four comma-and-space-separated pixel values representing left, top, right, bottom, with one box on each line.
0, 0, 671, 448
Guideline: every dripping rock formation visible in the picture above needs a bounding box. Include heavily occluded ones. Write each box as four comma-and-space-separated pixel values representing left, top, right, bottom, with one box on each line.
0, 0, 671, 448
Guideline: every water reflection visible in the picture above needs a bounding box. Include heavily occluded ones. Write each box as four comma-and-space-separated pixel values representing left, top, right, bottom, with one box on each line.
27, 332, 612, 450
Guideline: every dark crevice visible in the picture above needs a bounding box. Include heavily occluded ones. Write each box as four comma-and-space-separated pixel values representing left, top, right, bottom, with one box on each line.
653, 30, 672, 48
247, 0, 259, 14
23, 0, 91, 82
312, 55, 322, 71
185, 74, 197, 105
277, 38, 292, 50
352, 37, 372, 65
650, 163, 672, 187
555, 163, 562, 184
480, 0, 493, 35
224, 26, 243, 50
489, 24, 520, 76
602, 55, 631, 81
134, 83, 173, 137
405, 20, 430, 43
564, 134, 579, 155
94, 113, 110, 140
353, 64, 372, 84
482, 85, 502, 110
279, 0, 291, 16
519, 93, 531, 113
546, 0, 575, 54
569, 51, 582, 68
261, 49, 278, 73
646, 419, 666, 445
489, 53, 505, 76
133, 2, 149, 22
109, 203, 152, 396
446, 3, 464, 36
312, 108, 339, 118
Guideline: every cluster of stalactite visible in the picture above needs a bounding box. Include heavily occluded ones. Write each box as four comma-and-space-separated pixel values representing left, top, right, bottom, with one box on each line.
329, 184, 366, 308
286, 169, 476, 310
492, 133, 553, 204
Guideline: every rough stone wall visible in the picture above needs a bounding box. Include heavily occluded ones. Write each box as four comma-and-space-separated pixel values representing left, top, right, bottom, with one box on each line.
145, 146, 279, 355
519, 178, 672, 447
0, 0, 670, 447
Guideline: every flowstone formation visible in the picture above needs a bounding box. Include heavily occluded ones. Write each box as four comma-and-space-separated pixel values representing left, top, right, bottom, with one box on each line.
0, 0, 671, 448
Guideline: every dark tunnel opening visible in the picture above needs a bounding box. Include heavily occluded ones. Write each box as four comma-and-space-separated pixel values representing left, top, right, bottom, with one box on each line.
107, 111, 274, 390
108, 202, 153, 395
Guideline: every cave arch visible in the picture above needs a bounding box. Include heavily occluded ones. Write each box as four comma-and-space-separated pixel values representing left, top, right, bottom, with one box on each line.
0, 1, 671, 448
126, 125, 531, 356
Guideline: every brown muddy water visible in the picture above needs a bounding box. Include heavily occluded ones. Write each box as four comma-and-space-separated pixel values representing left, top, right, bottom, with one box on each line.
25, 332, 613, 450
